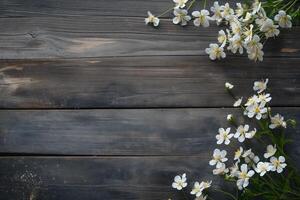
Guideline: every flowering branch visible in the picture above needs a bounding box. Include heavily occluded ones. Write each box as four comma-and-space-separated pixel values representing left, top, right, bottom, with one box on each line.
145, 0, 299, 62
169, 79, 300, 200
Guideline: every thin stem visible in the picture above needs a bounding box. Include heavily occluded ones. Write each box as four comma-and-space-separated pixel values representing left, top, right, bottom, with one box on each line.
203, 0, 207, 9
286, 0, 298, 12
187, 0, 196, 10
279, 0, 296, 11
287, 190, 300, 197
266, 173, 277, 186
157, 6, 174, 17
261, 176, 281, 197
212, 188, 238, 200
270, 0, 284, 8
253, 192, 270, 197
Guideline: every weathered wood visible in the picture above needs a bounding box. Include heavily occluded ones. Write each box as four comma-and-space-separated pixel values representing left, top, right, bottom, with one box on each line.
0, 156, 225, 200
0, 108, 299, 156
0, 16, 298, 59
0, 0, 249, 17
0, 1, 299, 200
0, 153, 300, 200
0, 57, 299, 108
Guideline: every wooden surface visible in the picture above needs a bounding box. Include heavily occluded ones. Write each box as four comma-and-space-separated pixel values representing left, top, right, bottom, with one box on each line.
0, 0, 299, 199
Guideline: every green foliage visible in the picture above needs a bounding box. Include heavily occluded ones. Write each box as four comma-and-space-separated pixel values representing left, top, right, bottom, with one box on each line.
227, 87, 300, 200
260, 0, 300, 25
239, 125, 300, 200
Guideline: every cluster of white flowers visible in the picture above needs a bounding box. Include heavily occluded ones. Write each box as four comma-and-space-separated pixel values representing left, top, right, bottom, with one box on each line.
205, 1, 292, 61
172, 173, 211, 199
209, 79, 288, 190
170, 79, 293, 198
145, 0, 293, 62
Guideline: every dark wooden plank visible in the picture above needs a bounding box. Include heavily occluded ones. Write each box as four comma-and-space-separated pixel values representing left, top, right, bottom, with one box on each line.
0, 154, 300, 200
0, 57, 299, 108
0, 16, 298, 59
0, 108, 299, 156
0, 0, 242, 17
0, 156, 223, 200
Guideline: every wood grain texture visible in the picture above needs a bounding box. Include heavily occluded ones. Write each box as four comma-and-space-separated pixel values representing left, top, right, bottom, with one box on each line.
0, 0, 249, 17
0, 156, 227, 200
0, 16, 299, 59
0, 154, 300, 200
0, 57, 299, 108
0, 108, 299, 156
0, 0, 299, 199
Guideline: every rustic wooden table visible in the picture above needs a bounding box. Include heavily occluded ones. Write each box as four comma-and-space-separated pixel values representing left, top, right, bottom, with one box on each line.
0, 0, 299, 199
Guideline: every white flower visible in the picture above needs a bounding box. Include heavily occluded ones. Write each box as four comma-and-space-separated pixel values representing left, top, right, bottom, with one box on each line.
145, 11, 160, 27
264, 145, 277, 159
210, 1, 223, 24
192, 10, 211, 27
213, 164, 229, 175
191, 181, 212, 197
190, 181, 203, 197
233, 98, 242, 107
258, 93, 272, 104
242, 148, 252, 158
243, 150, 260, 164
245, 35, 262, 51
270, 156, 287, 173
205, 44, 226, 60
235, 3, 244, 17
216, 128, 234, 145
234, 147, 243, 161
243, 24, 254, 43
228, 33, 243, 54
226, 28, 232, 39
260, 18, 280, 38
234, 125, 252, 142
221, 3, 234, 20
269, 114, 287, 129
237, 164, 255, 190
243, 12, 252, 22
245, 95, 259, 107
255, 162, 272, 176
229, 162, 240, 177
245, 128, 256, 139
172, 173, 187, 190
255, 16, 268, 27
227, 114, 233, 121
209, 149, 228, 168
195, 195, 208, 200
252, 1, 261, 15
225, 82, 234, 89
200, 181, 212, 191
173, 8, 191, 26
247, 47, 264, 62
234, 125, 256, 140
218, 30, 227, 46
246, 102, 267, 120
274, 10, 292, 28
253, 79, 268, 93
173, 0, 188, 9
258, 6, 267, 18
230, 21, 242, 35
245, 35, 264, 62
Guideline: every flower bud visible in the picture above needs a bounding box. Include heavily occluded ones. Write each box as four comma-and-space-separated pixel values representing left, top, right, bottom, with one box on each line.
227, 114, 233, 121
225, 82, 234, 90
